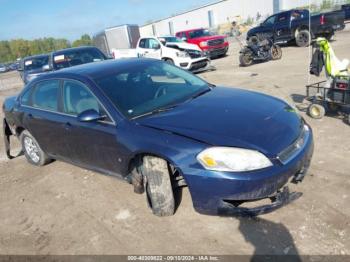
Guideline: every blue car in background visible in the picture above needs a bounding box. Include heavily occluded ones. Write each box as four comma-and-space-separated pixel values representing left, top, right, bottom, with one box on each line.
48, 46, 107, 71
2, 59, 313, 217
20, 54, 49, 84
0, 63, 9, 73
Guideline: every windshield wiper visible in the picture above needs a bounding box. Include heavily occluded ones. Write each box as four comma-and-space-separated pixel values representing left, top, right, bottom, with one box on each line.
131, 104, 179, 120
189, 87, 212, 100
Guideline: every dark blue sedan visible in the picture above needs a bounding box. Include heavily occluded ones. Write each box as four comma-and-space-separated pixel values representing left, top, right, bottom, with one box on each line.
2, 59, 313, 216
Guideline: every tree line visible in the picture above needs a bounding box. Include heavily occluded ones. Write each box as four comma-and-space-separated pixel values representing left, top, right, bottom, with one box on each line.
0, 34, 93, 63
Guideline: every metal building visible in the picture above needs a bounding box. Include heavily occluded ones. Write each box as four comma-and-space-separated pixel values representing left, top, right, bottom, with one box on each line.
139, 0, 329, 37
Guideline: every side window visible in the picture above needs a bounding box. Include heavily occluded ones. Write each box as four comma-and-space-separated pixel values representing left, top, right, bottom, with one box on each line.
139, 38, 147, 48
31, 80, 60, 111
264, 15, 276, 26
62, 80, 107, 117
21, 88, 33, 106
148, 38, 159, 49
277, 13, 288, 22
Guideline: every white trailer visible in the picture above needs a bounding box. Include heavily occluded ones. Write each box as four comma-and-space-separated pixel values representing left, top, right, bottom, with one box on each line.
93, 24, 140, 56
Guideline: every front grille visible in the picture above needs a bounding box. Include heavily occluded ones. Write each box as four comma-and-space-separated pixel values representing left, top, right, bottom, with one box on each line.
190, 60, 208, 71
187, 50, 203, 59
277, 124, 310, 164
208, 39, 224, 46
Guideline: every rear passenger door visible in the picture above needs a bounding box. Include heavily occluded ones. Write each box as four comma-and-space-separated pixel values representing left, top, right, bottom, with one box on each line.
60, 79, 124, 174
20, 79, 69, 157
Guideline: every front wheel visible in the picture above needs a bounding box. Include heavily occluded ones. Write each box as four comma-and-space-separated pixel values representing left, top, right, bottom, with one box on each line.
20, 130, 51, 166
270, 45, 282, 60
142, 156, 175, 217
239, 51, 253, 67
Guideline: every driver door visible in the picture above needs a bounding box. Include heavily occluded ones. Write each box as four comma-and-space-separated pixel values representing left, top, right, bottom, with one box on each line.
60, 79, 124, 175
142, 38, 162, 60
259, 15, 277, 39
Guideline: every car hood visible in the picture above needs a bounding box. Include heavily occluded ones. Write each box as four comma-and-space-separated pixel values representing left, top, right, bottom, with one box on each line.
166, 42, 202, 51
136, 87, 303, 157
247, 26, 262, 37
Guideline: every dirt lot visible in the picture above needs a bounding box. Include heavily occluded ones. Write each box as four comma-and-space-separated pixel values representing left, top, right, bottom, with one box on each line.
0, 28, 349, 256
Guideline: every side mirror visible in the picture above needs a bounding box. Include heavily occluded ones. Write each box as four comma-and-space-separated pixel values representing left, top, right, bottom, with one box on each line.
42, 64, 51, 71
78, 109, 106, 122
181, 37, 187, 42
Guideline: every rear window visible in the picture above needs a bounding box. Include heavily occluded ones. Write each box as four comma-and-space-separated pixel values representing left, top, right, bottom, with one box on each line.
53, 48, 106, 70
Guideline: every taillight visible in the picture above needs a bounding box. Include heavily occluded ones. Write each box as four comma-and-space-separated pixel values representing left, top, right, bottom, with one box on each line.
320, 15, 325, 25
336, 82, 348, 89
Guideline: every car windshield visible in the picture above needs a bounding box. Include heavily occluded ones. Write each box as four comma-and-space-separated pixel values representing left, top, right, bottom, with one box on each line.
189, 29, 212, 39
24, 56, 48, 71
94, 61, 210, 119
53, 48, 106, 70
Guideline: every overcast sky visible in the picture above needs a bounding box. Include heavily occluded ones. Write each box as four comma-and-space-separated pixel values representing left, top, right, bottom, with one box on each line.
0, 0, 212, 41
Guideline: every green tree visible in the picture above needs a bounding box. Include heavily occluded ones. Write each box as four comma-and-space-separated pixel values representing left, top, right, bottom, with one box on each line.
72, 34, 92, 47
0, 41, 14, 62
320, 0, 333, 10
0, 34, 91, 63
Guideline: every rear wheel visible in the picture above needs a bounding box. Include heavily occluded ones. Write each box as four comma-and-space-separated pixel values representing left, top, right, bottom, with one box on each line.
308, 103, 325, 119
296, 30, 311, 47
270, 45, 282, 60
142, 156, 175, 217
20, 130, 51, 166
239, 51, 253, 67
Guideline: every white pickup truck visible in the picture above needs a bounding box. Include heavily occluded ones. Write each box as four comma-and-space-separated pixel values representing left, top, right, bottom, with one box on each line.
112, 36, 212, 73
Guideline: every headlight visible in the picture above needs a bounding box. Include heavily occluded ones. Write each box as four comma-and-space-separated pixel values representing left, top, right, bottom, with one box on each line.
199, 41, 208, 47
176, 51, 189, 58
197, 147, 273, 172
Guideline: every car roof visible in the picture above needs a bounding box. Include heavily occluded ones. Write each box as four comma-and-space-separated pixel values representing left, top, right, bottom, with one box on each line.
23, 54, 49, 60
176, 28, 204, 34
51, 46, 99, 55
36, 58, 160, 81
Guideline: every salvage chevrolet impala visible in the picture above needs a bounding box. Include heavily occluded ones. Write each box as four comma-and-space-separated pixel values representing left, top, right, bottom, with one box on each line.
2, 59, 313, 216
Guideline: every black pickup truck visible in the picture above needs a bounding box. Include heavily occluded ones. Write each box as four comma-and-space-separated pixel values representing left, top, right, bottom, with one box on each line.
247, 9, 345, 47
342, 4, 350, 21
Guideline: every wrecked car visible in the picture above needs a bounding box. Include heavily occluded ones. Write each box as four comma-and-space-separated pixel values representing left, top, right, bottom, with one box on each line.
112, 36, 211, 73
2, 59, 313, 217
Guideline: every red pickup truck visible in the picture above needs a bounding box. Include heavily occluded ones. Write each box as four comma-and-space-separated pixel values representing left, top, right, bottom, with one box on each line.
176, 28, 229, 58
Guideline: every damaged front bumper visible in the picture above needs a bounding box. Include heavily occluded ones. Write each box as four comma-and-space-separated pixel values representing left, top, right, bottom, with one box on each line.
217, 186, 302, 217
182, 126, 314, 217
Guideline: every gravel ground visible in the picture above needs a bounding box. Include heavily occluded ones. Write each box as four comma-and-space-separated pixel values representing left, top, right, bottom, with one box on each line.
0, 27, 349, 256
